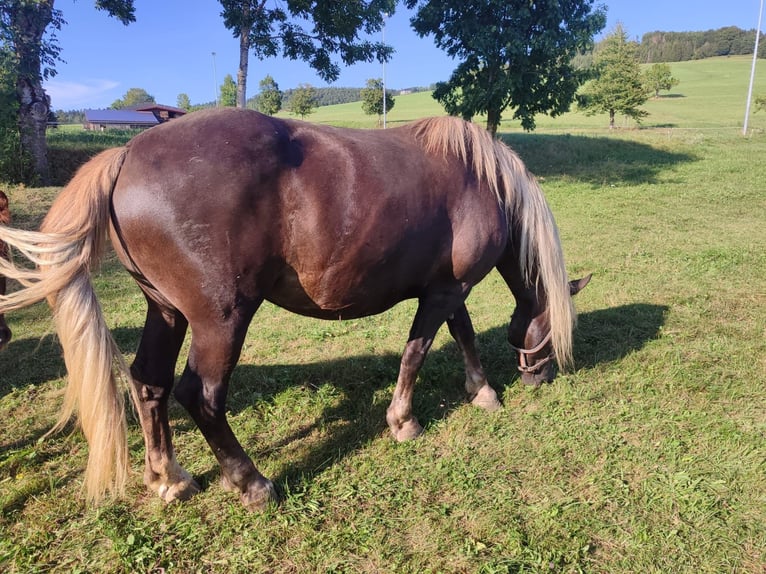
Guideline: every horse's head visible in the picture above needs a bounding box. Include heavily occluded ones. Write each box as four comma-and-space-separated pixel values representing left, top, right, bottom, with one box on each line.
508, 274, 591, 386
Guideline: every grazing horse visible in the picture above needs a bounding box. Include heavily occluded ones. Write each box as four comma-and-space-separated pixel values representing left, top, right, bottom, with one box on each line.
0, 109, 588, 510
0, 190, 11, 350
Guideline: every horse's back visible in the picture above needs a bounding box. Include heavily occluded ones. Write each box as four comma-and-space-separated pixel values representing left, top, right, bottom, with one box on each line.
110, 109, 507, 320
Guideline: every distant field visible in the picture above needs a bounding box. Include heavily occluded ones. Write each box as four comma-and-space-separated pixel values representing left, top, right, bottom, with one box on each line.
2, 56, 765, 573
303, 56, 766, 132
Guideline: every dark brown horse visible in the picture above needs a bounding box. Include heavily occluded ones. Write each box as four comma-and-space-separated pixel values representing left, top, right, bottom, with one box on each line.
0, 190, 11, 350
0, 109, 588, 510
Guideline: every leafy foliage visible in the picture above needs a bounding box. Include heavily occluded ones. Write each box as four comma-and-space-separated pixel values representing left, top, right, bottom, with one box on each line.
176, 93, 191, 111
360, 78, 395, 124
639, 26, 766, 62
219, 74, 237, 107
0, 0, 136, 182
643, 63, 680, 98
218, 0, 395, 107
110, 87, 155, 109
407, 0, 606, 134
288, 83, 318, 118
253, 75, 282, 115
578, 25, 650, 128
0, 46, 24, 182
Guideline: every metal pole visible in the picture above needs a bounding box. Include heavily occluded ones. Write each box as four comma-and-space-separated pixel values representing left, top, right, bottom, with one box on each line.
212, 52, 219, 107
744, 0, 764, 135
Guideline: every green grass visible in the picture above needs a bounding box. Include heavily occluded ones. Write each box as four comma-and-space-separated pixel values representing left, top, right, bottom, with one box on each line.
2, 57, 766, 572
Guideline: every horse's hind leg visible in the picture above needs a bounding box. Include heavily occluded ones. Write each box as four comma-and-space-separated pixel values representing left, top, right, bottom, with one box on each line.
131, 299, 200, 502
173, 304, 276, 511
447, 304, 502, 412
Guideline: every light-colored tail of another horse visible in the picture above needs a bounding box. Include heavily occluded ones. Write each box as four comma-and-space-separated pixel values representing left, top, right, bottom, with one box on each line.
0, 147, 132, 501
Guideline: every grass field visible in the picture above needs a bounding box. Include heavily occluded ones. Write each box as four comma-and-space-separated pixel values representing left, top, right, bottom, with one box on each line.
1, 57, 765, 572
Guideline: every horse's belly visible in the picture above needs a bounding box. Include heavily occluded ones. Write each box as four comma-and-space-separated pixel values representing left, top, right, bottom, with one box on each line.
263, 266, 415, 320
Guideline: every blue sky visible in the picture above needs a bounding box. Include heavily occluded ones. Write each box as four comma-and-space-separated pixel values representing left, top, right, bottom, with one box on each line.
44, 0, 765, 110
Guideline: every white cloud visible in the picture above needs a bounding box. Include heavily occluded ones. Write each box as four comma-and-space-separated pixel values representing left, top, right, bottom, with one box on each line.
44, 78, 121, 110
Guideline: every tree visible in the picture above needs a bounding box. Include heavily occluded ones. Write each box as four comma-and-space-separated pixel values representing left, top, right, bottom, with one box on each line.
110, 87, 155, 109
643, 62, 679, 98
219, 74, 237, 107
406, 0, 606, 135
0, 1, 135, 183
577, 25, 650, 128
360, 78, 394, 126
288, 83, 317, 118
218, 0, 395, 109
177, 93, 191, 111
254, 75, 282, 115
0, 45, 22, 181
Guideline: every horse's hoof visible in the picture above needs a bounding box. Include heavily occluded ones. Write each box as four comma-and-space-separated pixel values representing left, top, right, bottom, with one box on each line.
471, 385, 502, 412
240, 479, 278, 511
157, 473, 201, 503
390, 418, 423, 441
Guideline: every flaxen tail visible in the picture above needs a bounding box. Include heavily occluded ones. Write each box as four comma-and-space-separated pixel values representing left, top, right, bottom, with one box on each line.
0, 147, 132, 501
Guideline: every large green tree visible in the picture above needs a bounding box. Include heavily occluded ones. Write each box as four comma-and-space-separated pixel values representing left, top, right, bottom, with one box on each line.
406, 0, 606, 135
360, 77, 394, 126
218, 0, 396, 109
0, 0, 135, 183
578, 25, 650, 128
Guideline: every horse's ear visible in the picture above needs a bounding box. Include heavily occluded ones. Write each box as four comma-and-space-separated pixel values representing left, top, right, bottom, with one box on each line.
569, 274, 592, 296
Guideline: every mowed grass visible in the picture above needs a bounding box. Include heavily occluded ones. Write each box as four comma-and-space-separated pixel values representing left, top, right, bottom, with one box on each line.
1, 57, 766, 572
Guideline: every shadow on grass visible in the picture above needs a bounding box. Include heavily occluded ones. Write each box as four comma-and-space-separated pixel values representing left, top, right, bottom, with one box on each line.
500, 133, 697, 186
0, 302, 667, 505
193, 302, 669, 493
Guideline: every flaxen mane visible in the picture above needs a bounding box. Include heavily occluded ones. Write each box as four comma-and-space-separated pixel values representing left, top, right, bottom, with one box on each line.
410, 116, 575, 366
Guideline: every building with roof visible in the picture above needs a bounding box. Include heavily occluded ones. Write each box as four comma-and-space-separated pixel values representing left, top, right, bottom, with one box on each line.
83, 103, 186, 131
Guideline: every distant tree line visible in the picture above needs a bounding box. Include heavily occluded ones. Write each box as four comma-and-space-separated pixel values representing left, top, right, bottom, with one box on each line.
244, 85, 426, 110
638, 26, 766, 63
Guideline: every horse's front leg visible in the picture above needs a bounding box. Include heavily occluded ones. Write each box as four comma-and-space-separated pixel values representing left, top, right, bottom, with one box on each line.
173, 307, 277, 511
446, 304, 502, 411
386, 289, 468, 441
131, 301, 200, 502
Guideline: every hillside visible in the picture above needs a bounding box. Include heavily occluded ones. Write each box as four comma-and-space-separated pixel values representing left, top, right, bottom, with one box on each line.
298, 56, 766, 132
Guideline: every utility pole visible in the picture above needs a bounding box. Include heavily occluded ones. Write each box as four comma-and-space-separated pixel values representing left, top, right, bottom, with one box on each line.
744, 0, 764, 135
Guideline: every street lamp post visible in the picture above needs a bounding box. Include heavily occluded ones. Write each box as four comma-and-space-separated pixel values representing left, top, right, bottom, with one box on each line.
212, 52, 219, 107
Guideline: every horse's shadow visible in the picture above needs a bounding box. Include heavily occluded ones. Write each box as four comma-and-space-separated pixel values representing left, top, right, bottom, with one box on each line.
177, 302, 670, 491
1, 303, 668, 498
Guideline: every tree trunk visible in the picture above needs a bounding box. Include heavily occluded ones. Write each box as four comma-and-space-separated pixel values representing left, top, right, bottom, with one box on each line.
12, 1, 54, 183
609, 108, 616, 129
236, 5, 250, 108
486, 107, 500, 137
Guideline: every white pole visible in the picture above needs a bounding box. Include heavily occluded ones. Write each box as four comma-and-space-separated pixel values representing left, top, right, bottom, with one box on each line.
212, 52, 219, 108
744, 0, 764, 135
383, 14, 390, 129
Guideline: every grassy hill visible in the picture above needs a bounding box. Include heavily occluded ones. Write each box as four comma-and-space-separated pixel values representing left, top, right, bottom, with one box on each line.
296, 56, 766, 132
